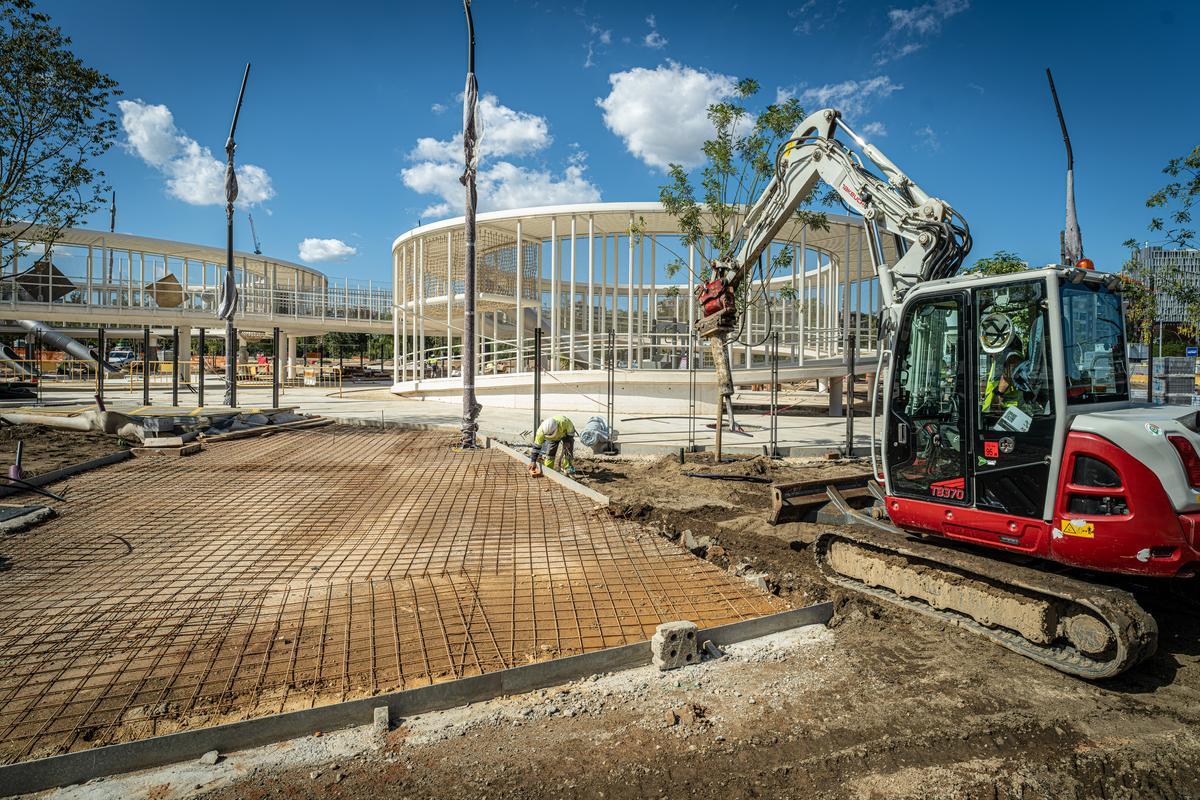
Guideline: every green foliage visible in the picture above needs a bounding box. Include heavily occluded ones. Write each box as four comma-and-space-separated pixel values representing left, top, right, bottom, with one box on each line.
965, 250, 1027, 276
657, 79, 827, 285
1120, 249, 1159, 345
1145, 145, 1200, 248
0, 0, 120, 269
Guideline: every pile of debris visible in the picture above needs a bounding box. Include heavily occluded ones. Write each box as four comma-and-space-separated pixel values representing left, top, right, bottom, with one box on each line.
0, 404, 329, 456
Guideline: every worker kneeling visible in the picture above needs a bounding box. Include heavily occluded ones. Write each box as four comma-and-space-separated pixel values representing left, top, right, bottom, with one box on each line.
529, 415, 576, 476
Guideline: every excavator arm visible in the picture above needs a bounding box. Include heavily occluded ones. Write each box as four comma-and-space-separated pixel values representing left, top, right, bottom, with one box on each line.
697, 107, 971, 428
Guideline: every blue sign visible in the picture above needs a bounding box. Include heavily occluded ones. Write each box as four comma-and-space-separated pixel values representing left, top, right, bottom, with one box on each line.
1188, 346, 1199, 357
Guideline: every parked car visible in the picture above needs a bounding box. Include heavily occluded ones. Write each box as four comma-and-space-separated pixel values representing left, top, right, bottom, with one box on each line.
107, 348, 136, 367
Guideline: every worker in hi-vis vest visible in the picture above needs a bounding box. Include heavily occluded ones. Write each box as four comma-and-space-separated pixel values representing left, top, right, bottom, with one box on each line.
529, 415, 576, 476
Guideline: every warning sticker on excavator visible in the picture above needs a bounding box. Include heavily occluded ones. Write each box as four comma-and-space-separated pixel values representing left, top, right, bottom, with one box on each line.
1060, 519, 1094, 538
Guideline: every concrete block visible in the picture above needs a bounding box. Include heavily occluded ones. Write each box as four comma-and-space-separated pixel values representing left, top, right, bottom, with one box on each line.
742, 572, 770, 593
651, 620, 699, 671
373, 706, 389, 734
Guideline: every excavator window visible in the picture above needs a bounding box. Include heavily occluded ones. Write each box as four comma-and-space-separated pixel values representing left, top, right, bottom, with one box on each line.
1060, 282, 1129, 404
974, 281, 1055, 518
887, 294, 969, 504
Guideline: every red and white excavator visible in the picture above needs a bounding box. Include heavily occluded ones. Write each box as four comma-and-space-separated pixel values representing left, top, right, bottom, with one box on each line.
697, 107, 1198, 679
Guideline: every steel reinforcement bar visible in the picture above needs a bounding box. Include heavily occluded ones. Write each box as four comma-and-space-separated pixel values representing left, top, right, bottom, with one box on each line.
0, 603, 832, 795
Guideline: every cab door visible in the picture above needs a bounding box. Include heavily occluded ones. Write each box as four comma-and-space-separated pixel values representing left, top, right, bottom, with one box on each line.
885, 292, 971, 505
971, 279, 1056, 519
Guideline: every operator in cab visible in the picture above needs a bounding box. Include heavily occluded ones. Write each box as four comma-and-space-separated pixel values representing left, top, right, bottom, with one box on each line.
528, 415, 577, 477
983, 340, 1024, 413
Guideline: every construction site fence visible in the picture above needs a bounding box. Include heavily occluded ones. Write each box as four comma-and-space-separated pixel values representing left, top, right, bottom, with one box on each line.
396, 318, 878, 380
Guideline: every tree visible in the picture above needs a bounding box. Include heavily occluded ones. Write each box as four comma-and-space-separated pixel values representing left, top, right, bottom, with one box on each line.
0, 0, 120, 270
964, 250, 1027, 276
1145, 145, 1200, 248
656, 79, 828, 298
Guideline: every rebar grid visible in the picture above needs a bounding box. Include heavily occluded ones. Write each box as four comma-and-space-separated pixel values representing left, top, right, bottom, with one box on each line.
0, 428, 782, 763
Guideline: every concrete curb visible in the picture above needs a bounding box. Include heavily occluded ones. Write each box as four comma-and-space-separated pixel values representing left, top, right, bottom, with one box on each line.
0, 449, 132, 499
486, 437, 610, 507
0, 603, 832, 795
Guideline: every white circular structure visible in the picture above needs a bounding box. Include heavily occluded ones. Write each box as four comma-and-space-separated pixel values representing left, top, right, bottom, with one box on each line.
390, 202, 888, 414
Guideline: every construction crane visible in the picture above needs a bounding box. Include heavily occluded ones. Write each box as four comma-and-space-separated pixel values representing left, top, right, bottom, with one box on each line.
695, 106, 1190, 679
248, 212, 262, 255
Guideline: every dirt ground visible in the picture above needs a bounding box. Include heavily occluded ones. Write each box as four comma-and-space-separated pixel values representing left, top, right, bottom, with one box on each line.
0, 423, 126, 477
37, 452, 1200, 800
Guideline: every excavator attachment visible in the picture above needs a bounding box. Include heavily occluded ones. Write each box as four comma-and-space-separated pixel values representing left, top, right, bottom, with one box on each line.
815, 489, 1158, 679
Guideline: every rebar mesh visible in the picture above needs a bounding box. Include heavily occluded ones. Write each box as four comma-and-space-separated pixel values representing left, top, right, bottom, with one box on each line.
0, 427, 782, 763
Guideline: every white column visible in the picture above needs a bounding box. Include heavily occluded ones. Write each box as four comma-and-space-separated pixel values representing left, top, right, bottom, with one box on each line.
446, 231, 453, 375
418, 237, 426, 380
599, 233, 607, 339
569, 215, 576, 369
549, 216, 558, 367
392, 248, 401, 384
626, 218, 634, 368
178, 327, 192, 381
843, 226, 852, 360
587, 215, 595, 368
515, 222, 524, 373
649, 234, 657, 367
636, 233, 644, 367
800, 233, 807, 365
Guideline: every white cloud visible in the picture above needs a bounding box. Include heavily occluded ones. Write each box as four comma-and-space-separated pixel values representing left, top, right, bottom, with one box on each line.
597, 62, 740, 170
914, 124, 941, 152
298, 238, 357, 263
876, 0, 968, 64
783, 75, 903, 120
860, 121, 888, 138
643, 14, 668, 49
431, 102, 447, 114
788, 0, 845, 36
583, 21, 612, 68
118, 99, 275, 207
886, 0, 968, 36
408, 94, 551, 164
401, 94, 600, 219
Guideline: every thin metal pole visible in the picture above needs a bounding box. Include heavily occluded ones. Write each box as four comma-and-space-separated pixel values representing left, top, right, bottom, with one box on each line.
771, 331, 779, 457
198, 327, 206, 406
606, 329, 615, 435
846, 332, 856, 456
142, 325, 151, 406
95, 327, 105, 402
688, 331, 696, 452
222, 64, 250, 409
171, 327, 180, 406
272, 327, 280, 408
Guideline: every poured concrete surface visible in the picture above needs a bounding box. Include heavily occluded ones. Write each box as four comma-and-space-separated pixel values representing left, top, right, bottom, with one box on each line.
0, 427, 783, 764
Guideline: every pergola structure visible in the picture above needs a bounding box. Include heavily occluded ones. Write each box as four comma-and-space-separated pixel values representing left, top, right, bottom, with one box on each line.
390, 202, 887, 412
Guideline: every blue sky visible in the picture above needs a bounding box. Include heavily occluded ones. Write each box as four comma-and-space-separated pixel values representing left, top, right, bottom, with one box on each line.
40, 0, 1200, 283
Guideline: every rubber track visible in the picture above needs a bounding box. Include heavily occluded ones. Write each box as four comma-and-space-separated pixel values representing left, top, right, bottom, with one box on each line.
813, 526, 1158, 679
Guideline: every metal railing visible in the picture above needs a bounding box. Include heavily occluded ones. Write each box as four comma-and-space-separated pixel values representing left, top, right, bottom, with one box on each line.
0, 274, 393, 326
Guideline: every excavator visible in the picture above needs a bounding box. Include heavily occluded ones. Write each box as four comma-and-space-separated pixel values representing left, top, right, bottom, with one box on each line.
697, 107, 1197, 679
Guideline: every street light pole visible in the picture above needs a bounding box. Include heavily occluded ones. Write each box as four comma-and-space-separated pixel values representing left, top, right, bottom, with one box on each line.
219, 63, 251, 408
460, 0, 481, 447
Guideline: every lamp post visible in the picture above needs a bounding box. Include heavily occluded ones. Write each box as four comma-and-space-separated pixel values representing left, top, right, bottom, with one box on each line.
460, 0, 481, 447
218, 63, 251, 408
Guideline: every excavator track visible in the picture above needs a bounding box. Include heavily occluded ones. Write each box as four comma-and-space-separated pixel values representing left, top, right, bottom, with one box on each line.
813, 520, 1158, 680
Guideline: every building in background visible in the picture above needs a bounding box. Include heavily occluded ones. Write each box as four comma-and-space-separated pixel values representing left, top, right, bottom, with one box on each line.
1140, 246, 1200, 323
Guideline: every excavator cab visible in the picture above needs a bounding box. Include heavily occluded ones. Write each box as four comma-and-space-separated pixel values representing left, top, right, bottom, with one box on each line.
884, 267, 1129, 528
